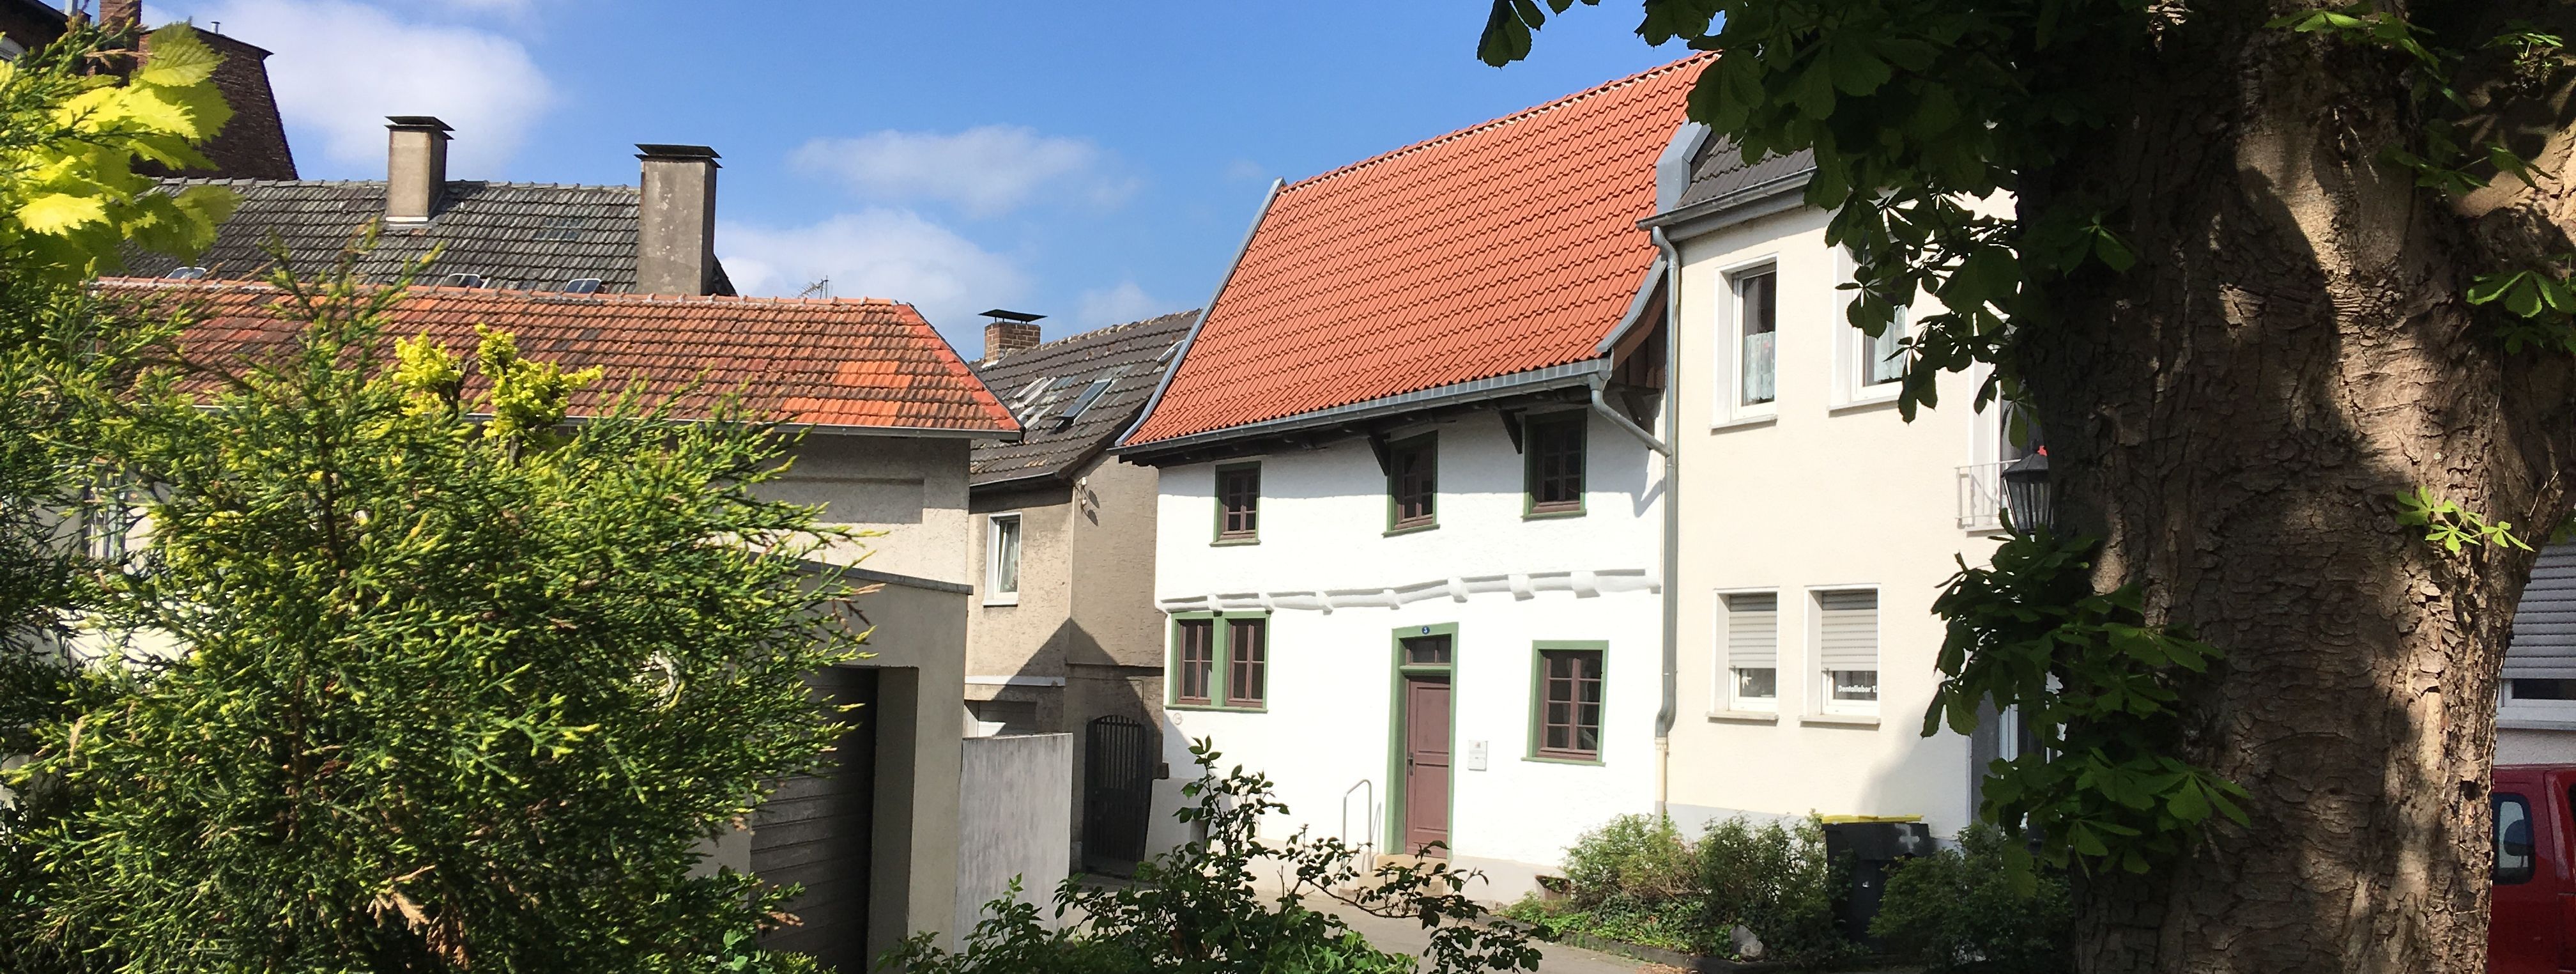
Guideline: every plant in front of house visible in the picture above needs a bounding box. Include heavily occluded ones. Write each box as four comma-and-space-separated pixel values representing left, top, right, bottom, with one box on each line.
883, 739, 1540, 974
4, 254, 859, 973
1871, 824, 2073, 974
1505, 813, 1853, 967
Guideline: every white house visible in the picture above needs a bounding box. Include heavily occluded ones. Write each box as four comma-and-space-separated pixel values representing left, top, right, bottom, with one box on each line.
1113, 60, 1702, 897
1644, 135, 2025, 837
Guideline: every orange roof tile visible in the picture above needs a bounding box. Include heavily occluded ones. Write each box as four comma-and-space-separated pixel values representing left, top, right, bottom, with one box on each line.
1123, 56, 1705, 447
102, 279, 1018, 435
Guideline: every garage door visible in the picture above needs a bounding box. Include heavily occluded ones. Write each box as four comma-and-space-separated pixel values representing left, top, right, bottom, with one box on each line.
754, 665, 878, 971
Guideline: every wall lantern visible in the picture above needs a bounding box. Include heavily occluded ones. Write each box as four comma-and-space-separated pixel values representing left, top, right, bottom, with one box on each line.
2000, 450, 2052, 536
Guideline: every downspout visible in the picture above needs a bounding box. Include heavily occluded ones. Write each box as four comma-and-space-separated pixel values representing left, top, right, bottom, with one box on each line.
1650, 225, 1683, 819
1587, 377, 1666, 455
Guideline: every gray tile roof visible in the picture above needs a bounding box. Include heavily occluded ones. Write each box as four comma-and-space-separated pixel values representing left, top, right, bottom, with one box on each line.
971, 310, 1199, 488
1675, 137, 1815, 210
123, 178, 734, 295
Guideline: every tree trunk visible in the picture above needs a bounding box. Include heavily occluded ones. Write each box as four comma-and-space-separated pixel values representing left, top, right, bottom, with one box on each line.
2014, 4, 2576, 971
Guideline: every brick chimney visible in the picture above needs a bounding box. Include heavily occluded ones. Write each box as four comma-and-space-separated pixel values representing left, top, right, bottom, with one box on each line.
384, 116, 450, 224
636, 144, 719, 296
981, 309, 1045, 364
100, 0, 141, 33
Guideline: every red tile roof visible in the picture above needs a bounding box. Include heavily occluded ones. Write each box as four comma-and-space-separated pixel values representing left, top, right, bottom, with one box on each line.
1121, 56, 1706, 447
102, 279, 1018, 435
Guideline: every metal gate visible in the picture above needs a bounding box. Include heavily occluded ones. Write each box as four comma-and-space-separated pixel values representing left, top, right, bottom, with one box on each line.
1083, 715, 1155, 871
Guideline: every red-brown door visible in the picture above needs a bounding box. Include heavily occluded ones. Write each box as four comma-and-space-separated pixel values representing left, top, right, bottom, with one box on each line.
1402, 674, 1452, 858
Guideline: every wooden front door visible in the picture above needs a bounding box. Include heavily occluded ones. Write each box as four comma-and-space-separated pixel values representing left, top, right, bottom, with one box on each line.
1402, 672, 1452, 858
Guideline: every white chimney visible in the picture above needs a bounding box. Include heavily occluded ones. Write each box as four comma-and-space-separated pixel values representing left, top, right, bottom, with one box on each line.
385, 116, 451, 224
636, 144, 719, 296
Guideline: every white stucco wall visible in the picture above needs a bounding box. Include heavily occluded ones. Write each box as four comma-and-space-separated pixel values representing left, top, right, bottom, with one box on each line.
1148, 408, 1662, 897
1664, 201, 2005, 839
769, 434, 974, 585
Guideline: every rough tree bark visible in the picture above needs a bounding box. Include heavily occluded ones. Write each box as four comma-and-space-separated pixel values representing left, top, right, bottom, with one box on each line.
2015, 3, 2576, 970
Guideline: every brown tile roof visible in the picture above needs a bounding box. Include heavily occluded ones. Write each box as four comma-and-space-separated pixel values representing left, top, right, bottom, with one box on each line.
123, 179, 734, 296
102, 279, 1016, 435
971, 310, 1197, 487
1120, 56, 1706, 448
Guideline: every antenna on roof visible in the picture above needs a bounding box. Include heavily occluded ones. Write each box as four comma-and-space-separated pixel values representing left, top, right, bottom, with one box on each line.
797, 275, 832, 300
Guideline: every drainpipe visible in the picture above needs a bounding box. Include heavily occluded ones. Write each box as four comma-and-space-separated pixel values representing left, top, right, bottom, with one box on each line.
1650, 226, 1683, 819
1587, 377, 1666, 455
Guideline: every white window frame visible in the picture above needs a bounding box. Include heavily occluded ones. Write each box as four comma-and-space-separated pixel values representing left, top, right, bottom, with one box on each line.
2502, 679, 2576, 721
1713, 257, 1781, 428
1715, 588, 1782, 715
983, 512, 1023, 607
1809, 585, 1882, 717
1832, 247, 1908, 409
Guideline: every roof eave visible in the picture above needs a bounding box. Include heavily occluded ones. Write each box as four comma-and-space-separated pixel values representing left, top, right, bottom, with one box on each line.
1637, 167, 1817, 240
1115, 358, 1611, 463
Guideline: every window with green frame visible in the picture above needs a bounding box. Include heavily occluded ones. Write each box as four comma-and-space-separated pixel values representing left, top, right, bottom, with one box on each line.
1386, 433, 1437, 531
1170, 613, 1269, 710
1524, 412, 1585, 516
1529, 642, 1606, 762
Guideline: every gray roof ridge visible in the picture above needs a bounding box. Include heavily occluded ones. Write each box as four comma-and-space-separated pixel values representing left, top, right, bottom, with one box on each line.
990, 309, 1197, 364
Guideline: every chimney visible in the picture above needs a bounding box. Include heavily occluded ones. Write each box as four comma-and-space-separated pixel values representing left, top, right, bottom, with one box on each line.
636, 144, 720, 296
384, 116, 451, 224
981, 309, 1045, 364
100, 0, 140, 33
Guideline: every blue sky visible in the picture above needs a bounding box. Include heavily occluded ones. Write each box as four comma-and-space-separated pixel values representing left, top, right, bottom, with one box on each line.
151, 0, 1683, 355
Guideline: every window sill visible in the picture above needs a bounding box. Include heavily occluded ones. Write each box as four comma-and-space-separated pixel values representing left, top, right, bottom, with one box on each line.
1523, 507, 1586, 521
1828, 394, 1901, 416
1708, 709, 1780, 724
982, 595, 1020, 608
1707, 414, 1777, 433
1384, 522, 1440, 537
1799, 713, 1882, 728
1211, 537, 1261, 547
1168, 702, 1266, 714
1524, 754, 1605, 767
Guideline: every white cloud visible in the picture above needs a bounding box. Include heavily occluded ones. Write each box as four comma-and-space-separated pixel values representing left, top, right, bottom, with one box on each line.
718, 210, 1026, 341
166, 0, 555, 174
1223, 158, 1269, 182
1075, 281, 1169, 327
790, 126, 1138, 218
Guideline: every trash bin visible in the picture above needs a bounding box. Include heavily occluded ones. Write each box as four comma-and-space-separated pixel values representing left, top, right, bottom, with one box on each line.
1820, 816, 1936, 950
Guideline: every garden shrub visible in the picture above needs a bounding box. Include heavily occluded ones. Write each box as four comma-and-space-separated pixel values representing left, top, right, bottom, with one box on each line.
1560, 814, 1699, 908
1698, 816, 1848, 965
1871, 824, 2073, 974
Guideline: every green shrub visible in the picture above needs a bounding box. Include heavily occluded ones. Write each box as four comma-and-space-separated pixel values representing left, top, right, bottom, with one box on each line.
1561, 814, 1699, 908
1698, 816, 1848, 964
1871, 824, 2073, 974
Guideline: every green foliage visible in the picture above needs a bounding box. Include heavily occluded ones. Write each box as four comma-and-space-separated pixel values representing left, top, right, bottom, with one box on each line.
1509, 814, 1846, 964
1560, 813, 1698, 907
1696, 817, 1843, 963
1926, 530, 2247, 876
4, 254, 859, 973
1871, 825, 2072, 974
885, 741, 1540, 974
2395, 486, 2533, 554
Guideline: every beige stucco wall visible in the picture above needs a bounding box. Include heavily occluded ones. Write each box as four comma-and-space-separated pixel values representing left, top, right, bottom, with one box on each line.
1665, 201, 2006, 838
769, 434, 974, 586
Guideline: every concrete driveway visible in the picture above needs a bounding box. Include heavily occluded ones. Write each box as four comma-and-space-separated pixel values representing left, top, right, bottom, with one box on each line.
1297, 895, 1657, 974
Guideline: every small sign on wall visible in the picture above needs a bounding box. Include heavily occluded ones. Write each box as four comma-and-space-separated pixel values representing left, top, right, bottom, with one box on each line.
1467, 740, 1488, 771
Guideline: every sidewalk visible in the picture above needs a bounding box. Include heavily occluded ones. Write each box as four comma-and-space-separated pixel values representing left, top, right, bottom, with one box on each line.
1296, 894, 1657, 974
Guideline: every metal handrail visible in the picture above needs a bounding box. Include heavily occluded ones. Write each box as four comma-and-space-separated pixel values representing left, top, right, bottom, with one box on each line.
1340, 779, 1376, 864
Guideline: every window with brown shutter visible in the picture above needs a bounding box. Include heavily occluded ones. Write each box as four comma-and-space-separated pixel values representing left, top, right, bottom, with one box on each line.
1526, 414, 1586, 514
1217, 463, 1261, 541
1388, 435, 1437, 530
1174, 619, 1215, 705
1536, 648, 1604, 761
1226, 618, 1267, 707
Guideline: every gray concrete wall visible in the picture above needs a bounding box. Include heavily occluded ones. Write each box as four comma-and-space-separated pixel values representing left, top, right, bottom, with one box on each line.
843, 573, 969, 959
1066, 455, 1165, 670
956, 732, 1075, 933
772, 434, 974, 586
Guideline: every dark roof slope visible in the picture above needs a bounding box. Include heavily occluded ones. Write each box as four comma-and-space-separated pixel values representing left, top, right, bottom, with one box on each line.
1674, 137, 1814, 211
167, 32, 298, 180
105, 278, 1013, 435
123, 179, 736, 295
972, 310, 1197, 486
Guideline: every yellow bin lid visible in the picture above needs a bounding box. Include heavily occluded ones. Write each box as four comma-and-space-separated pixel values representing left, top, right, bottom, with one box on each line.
1818, 814, 1924, 824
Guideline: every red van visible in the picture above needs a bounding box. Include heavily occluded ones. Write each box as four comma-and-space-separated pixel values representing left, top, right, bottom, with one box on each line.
2494, 765, 2576, 971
